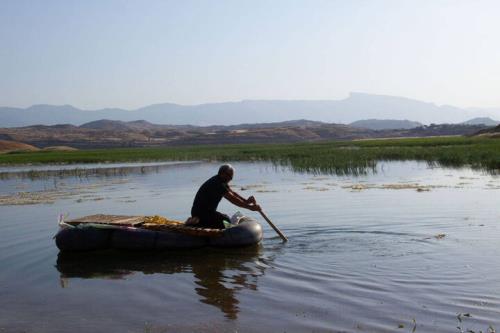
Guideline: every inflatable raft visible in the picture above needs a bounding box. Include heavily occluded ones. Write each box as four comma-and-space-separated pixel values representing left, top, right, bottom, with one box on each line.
55, 213, 263, 252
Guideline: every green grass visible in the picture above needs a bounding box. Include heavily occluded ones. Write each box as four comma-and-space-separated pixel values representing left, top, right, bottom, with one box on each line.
1, 136, 499, 175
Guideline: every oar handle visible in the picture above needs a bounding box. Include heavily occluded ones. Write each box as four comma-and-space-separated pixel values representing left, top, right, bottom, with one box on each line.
259, 210, 288, 242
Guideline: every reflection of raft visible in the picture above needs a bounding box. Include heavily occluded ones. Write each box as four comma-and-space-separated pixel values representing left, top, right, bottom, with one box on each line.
55, 214, 263, 252
56, 246, 265, 319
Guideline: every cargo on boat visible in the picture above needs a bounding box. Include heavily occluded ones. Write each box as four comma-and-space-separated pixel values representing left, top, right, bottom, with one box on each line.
55, 213, 263, 252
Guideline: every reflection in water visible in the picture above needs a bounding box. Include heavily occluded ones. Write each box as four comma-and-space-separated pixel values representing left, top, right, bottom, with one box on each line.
56, 246, 270, 319
0, 162, 200, 180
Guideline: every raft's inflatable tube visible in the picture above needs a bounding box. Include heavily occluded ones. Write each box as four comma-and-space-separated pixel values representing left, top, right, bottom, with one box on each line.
112, 228, 208, 250
209, 218, 263, 247
55, 217, 263, 252
55, 228, 113, 252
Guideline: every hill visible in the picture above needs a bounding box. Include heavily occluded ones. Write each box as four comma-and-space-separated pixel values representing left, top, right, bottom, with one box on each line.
462, 117, 499, 126
79, 119, 137, 131
473, 125, 500, 138
0, 140, 39, 153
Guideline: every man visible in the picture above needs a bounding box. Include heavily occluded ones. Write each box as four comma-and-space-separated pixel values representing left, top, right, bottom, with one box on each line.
190, 164, 261, 229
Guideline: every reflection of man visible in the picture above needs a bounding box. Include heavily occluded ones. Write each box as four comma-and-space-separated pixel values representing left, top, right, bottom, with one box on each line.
192, 257, 240, 320
190, 164, 261, 229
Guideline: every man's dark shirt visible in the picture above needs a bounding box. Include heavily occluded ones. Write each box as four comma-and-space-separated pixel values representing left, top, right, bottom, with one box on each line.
191, 175, 229, 217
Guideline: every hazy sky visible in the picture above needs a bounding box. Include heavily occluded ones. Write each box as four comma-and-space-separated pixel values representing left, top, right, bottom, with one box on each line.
1, 0, 499, 109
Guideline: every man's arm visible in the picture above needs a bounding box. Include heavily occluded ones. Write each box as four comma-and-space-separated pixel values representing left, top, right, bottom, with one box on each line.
228, 188, 256, 205
224, 191, 260, 211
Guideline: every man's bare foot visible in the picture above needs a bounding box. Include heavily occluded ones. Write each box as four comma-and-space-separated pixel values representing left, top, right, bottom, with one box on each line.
185, 217, 199, 226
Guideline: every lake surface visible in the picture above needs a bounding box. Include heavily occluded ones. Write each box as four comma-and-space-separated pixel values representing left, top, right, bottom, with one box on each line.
0, 161, 499, 333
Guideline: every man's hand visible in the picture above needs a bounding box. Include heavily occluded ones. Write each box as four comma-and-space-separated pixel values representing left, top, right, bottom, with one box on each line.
246, 196, 256, 205
246, 196, 259, 211
249, 204, 261, 212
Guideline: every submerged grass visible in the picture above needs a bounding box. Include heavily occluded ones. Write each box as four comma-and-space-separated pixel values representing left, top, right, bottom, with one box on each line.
0, 136, 499, 175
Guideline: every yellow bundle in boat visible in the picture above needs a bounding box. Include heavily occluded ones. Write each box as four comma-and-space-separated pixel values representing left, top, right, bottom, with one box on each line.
143, 215, 183, 225
141, 215, 223, 237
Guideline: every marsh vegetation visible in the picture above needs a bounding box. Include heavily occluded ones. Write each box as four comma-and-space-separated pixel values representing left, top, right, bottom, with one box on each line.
1, 136, 499, 175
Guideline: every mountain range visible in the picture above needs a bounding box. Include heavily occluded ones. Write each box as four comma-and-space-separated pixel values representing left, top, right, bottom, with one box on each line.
2, 92, 500, 128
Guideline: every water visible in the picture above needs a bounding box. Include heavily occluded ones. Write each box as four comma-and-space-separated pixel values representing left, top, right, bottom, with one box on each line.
0, 161, 499, 332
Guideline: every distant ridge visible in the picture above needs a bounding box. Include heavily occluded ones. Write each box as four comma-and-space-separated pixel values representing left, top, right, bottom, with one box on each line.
2, 92, 500, 127
349, 119, 422, 130
78, 119, 327, 131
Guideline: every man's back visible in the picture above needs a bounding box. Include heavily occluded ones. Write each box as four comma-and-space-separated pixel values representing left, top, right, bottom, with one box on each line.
191, 175, 229, 217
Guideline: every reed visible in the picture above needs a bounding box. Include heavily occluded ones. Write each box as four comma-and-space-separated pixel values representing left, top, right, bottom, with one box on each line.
0, 136, 498, 175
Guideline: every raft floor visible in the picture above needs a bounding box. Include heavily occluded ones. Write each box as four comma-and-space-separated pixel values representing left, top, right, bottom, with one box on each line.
66, 214, 146, 227
65, 214, 224, 237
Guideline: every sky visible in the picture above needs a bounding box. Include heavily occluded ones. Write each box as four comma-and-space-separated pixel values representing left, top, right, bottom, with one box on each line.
1, 0, 499, 110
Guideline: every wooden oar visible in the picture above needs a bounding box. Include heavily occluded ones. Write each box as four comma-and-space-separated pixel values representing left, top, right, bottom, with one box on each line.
259, 210, 288, 242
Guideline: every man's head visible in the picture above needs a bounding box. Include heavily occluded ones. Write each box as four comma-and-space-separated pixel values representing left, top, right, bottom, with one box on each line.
218, 164, 234, 183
